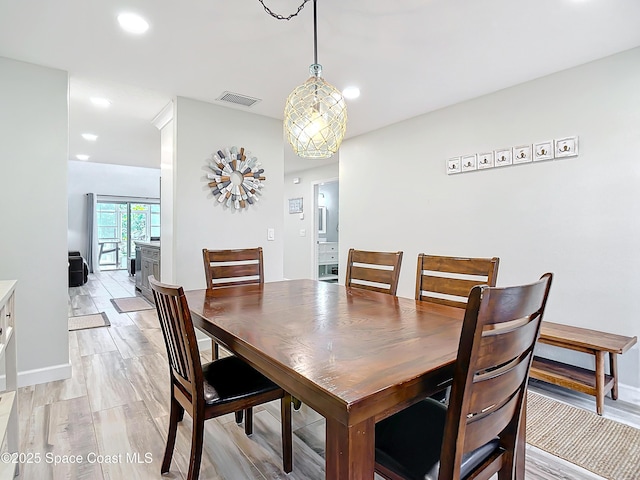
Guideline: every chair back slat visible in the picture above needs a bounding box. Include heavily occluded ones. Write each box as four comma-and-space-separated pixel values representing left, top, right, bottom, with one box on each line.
416, 254, 499, 308
211, 263, 261, 281
149, 277, 203, 403
481, 286, 548, 325
474, 319, 540, 371
203, 247, 264, 290
345, 248, 403, 296
350, 249, 402, 267
208, 249, 263, 262
350, 265, 396, 286
463, 391, 520, 453
438, 273, 553, 479
421, 255, 498, 276
420, 275, 486, 298
467, 351, 532, 416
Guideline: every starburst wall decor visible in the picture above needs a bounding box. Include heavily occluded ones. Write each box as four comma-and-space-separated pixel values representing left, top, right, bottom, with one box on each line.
206, 146, 266, 209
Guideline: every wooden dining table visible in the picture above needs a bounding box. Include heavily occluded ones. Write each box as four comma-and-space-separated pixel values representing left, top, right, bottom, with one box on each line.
185, 279, 526, 479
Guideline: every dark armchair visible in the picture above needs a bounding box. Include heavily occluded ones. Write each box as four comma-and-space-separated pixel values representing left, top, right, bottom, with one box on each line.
68, 251, 88, 287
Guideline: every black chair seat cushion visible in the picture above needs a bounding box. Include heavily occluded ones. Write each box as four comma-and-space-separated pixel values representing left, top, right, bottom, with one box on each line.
202, 356, 279, 405
375, 398, 500, 480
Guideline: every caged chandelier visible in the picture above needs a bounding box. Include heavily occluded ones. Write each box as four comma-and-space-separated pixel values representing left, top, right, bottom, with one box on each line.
259, 0, 347, 159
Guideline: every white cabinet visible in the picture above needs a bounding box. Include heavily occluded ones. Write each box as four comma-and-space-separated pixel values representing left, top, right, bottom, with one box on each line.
0, 280, 18, 478
318, 242, 339, 282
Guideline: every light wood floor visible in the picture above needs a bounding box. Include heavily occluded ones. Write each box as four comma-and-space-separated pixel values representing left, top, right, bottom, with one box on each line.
16, 270, 640, 479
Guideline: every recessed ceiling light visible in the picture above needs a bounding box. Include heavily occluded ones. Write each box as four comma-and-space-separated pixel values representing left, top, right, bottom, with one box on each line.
82, 133, 98, 141
90, 97, 111, 108
76, 154, 90, 161
117, 13, 149, 34
342, 86, 361, 100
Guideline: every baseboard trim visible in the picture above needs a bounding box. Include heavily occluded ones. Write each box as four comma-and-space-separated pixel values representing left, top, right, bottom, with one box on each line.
618, 383, 640, 405
18, 362, 72, 387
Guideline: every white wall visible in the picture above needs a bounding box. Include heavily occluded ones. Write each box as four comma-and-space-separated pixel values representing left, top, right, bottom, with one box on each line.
68, 161, 160, 256
0, 57, 70, 384
284, 163, 339, 280
170, 97, 285, 289
339, 47, 640, 398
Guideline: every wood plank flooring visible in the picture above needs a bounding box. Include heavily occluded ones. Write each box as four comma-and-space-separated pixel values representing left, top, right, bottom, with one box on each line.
15, 270, 640, 479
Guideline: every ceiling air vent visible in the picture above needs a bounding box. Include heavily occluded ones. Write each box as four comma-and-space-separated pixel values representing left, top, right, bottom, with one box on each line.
216, 91, 261, 108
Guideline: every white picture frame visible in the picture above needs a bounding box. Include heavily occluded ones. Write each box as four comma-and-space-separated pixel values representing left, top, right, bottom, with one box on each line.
288, 197, 303, 214
461, 154, 477, 172
512, 145, 532, 164
447, 157, 461, 175
477, 152, 494, 169
533, 141, 554, 162
494, 148, 512, 167
555, 136, 579, 158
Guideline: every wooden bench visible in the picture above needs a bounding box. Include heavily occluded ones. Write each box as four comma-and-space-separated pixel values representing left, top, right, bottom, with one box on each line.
530, 321, 637, 415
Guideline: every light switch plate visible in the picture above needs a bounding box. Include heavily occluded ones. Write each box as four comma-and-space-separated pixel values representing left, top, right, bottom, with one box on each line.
267, 228, 275, 241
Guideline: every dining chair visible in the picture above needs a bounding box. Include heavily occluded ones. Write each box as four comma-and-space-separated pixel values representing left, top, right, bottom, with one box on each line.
201, 247, 303, 414
345, 248, 403, 295
149, 277, 293, 480
415, 254, 499, 308
375, 273, 553, 480
202, 247, 264, 359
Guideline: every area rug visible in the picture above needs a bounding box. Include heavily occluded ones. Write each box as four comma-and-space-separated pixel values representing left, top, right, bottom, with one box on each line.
110, 296, 154, 313
68, 312, 110, 331
527, 391, 640, 479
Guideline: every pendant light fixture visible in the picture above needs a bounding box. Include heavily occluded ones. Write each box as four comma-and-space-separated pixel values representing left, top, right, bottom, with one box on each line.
260, 0, 347, 159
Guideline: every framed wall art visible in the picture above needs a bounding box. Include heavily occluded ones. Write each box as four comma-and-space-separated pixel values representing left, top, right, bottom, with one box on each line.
206, 146, 266, 210
288, 197, 303, 214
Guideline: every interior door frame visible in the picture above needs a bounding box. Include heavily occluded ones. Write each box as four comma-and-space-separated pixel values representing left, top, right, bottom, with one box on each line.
310, 177, 339, 281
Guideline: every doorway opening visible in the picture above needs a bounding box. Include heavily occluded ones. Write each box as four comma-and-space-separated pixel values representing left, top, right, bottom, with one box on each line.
313, 180, 339, 282
96, 196, 160, 270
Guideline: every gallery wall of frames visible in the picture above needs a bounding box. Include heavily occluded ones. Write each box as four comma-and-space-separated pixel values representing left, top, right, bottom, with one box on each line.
447, 136, 579, 175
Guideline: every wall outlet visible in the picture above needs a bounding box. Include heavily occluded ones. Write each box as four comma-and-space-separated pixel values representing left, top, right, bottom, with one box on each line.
299, 229, 306, 237
267, 228, 275, 241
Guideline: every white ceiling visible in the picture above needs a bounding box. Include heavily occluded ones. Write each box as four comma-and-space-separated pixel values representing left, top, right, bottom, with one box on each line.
1, 0, 640, 174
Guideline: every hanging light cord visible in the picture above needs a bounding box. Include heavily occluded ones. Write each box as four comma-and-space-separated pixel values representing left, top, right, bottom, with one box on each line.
312, 0, 318, 64
258, 0, 311, 21
259, 0, 320, 67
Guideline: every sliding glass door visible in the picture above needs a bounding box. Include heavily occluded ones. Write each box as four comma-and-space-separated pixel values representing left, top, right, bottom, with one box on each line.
96, 197, 160, 270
